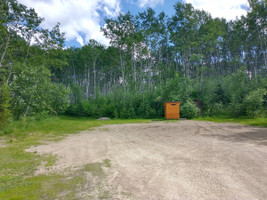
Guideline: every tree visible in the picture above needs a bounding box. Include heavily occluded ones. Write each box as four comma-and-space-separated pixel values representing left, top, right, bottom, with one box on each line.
11, 63, 69, 118
0, 0, 70, 120
0, 78, 12, 128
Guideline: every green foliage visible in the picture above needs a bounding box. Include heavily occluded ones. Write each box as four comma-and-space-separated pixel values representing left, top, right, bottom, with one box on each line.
1, 0, 267, 123
69, 83, 85, 104
218, 71, 267, 117
205, 102, 224, 117
10, 64, 70, 118
243, 89, 267, 117
120, 106, 129, 119
0, 0, 69, 122
163, 74, 193, 104
199, 79, 224, 115
0, 80, 12, 128
180, 99, 200, 119
221, 69, 249, 105
57, 1, 267, 121
113, 109, 119, 118
65, 72, 267, 120
50, 84, 70, 114
66, 89, 164, 119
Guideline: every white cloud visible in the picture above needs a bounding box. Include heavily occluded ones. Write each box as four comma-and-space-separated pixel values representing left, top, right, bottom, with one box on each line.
17, 0, 121, 46
132, 0, 164, 8
185, 0, 249, 20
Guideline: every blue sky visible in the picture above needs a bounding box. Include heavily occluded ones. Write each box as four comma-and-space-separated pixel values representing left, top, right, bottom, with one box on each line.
121, 0, 177, 16
18, 0, 249, 48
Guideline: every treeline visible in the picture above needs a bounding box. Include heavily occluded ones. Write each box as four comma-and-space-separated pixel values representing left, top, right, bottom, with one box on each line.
61, 0, 267, 118
65, 72, 267, 119
0, 0, 267, 129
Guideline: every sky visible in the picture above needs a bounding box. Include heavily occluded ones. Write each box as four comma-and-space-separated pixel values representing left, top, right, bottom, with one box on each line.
17, 0, 249, 47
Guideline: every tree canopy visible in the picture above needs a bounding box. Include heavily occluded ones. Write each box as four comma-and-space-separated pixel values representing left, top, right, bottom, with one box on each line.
0, 0, 266, 126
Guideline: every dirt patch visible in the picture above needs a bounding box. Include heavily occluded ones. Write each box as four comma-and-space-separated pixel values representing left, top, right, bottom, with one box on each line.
27, 121, 267, 200
0, 139, 8, 148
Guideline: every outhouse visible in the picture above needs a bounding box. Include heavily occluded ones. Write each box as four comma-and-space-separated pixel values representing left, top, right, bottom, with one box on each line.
164, 102, 180, 119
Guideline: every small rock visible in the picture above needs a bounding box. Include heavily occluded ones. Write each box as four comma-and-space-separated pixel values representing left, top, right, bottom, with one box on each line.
180, 118, 187, 120
97, 117, 111, 121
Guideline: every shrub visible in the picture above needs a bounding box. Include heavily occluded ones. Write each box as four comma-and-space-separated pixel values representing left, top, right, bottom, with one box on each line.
227, 100, 244, 117
243, 88, 267, 117
180, 100, 200, 119
204, 102, 223, 116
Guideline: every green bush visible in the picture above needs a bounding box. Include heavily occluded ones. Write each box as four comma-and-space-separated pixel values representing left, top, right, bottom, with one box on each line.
243, 88, 267, 117
227, 100, 244, 117
180, 100, 200, 119
120, 107, 129, 119
204, 102, 223, 116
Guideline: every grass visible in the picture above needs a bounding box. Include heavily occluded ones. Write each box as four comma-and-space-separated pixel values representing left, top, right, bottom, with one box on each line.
104, 159, 111, 168
44, 154, 57, 167
84, 163, 105, 176
0, 116, 150, 200
0, 174, 83, 200
196, 116, 267, 128
5, 116, 149, 134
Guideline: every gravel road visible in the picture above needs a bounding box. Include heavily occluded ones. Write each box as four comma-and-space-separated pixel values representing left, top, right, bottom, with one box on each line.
28, 121, 267, 200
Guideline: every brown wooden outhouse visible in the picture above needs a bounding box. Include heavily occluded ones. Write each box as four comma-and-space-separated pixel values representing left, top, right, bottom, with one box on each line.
164, 102, 180, 119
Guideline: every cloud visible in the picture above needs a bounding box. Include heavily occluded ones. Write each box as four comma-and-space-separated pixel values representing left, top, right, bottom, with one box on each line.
185, 0, 249, 20
127, 0, 164, 8
17, 0, 121, 46
137, 0, 164, 8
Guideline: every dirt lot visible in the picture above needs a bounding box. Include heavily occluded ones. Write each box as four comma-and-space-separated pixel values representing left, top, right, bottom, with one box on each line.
28, 121, 267, 200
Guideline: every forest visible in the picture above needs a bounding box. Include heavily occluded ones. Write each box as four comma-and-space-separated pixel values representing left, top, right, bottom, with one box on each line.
0, 0, 267, 129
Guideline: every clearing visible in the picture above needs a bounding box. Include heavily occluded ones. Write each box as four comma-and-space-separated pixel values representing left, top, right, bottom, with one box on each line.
27, 120, 267, 200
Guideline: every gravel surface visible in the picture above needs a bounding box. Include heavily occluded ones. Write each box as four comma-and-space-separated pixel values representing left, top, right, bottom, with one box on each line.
27, 121, 267, 200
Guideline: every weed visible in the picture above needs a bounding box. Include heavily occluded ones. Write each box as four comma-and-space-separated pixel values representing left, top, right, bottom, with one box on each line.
103, 159, 111, 168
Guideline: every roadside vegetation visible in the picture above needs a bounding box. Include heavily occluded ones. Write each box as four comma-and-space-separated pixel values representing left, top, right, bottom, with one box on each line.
197, 116, 267, 128
0, 115, 150, 136
0, 117, 150, 199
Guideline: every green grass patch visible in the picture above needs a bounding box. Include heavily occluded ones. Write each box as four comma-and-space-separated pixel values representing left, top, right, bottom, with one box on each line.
83, 159, 112, 176
0, 116, 150, 200
44, 154, 57, 167
83, 163, 105, 176
103, 159, 111, 168
100, 119, 151, 125
0, 173, 84, 200
1, 116, 151, 138
196, 116, 267, 128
